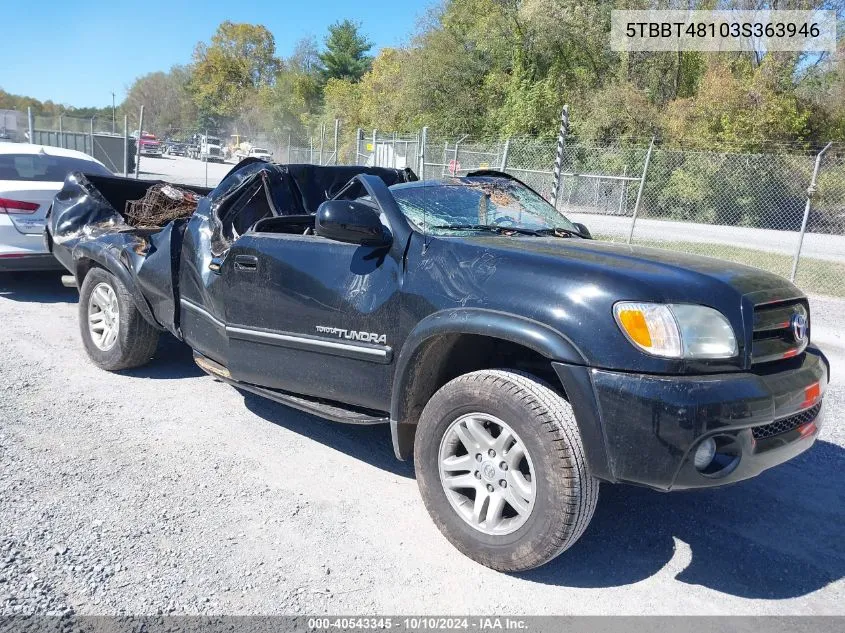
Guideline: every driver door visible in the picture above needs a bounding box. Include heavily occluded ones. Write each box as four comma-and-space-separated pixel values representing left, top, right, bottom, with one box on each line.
222, 230, 403, 413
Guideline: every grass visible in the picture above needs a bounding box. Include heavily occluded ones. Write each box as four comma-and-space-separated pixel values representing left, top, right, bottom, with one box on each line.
595, 236, 845, 298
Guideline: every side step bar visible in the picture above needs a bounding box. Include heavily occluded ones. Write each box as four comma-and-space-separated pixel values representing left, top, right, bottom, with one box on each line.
193, 352, 389, 425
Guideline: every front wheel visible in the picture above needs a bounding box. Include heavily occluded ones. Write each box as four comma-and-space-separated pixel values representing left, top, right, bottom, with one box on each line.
414, 369, 599, 572
78, 267, 159, 370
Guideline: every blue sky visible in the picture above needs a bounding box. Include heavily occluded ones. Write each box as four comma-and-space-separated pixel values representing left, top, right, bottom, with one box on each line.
1, 0, 430, 108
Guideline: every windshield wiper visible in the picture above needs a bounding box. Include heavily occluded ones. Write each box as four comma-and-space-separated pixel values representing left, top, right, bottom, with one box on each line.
430, 224, 544, 236
534, 227, 585, 239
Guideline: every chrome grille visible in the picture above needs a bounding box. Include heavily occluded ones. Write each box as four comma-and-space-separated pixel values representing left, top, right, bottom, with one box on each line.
751, 299, 809, 365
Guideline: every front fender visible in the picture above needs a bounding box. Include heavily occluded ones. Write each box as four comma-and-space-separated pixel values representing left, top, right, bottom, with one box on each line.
389, 308, 586, 460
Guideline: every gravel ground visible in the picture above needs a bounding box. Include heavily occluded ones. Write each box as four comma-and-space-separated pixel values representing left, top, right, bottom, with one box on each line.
0, 272, 843, 617
138, 155, 233, 189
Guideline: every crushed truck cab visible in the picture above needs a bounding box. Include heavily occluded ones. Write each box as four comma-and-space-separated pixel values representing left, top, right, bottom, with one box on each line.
46, 160, 830, 572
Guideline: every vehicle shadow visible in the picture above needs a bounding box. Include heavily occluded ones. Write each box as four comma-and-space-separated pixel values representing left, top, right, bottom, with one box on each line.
520, 439, 845, 599
241, 391, 414, 479
119, 334, 205, 379
0, 271, 76, 303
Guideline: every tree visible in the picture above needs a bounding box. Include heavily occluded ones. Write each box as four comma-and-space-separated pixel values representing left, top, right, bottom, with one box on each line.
323, 49, 416, 131
123, 66, 197, 135
318, 20, 373, 83
190, 22, 280, 120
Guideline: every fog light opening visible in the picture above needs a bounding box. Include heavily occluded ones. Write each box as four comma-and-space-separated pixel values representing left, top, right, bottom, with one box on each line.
696, 435, 742, 478
694, 438, 717, 471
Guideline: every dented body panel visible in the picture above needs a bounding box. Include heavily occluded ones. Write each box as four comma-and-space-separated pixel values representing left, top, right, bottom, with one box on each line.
46, 164, 829, 490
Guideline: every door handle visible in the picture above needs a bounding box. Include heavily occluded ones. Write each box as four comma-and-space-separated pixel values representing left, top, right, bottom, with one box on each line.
234, 254, 258, 272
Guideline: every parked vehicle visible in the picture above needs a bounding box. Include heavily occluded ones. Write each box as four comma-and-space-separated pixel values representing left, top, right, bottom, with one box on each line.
164, 142, 188, 157
135, 132, 162, 157
247, 147, 273, 161
186, 136, 201, 160
47, 162, 829, 572
198, 135, 224, 163
1, 142, 109, 271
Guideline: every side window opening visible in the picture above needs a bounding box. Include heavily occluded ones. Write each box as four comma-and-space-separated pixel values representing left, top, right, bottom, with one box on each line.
217, 173, 278, 241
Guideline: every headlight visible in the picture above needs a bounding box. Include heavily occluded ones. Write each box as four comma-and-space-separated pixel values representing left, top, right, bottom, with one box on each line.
613, 302, 737, 359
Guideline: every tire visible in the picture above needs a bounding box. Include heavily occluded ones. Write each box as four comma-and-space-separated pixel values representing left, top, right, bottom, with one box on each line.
414, 369, 599, 572
78, 267, 159, 371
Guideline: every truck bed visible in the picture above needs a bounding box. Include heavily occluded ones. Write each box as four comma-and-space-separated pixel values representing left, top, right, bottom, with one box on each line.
47, 161, 415, 338
48, 172, 213, 335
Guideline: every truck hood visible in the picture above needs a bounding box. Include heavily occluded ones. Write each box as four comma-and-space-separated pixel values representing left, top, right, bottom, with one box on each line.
412, 234, 804, 374
450, 235, 800, 300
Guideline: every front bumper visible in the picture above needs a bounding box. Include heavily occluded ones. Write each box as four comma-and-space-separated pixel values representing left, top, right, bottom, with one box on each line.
553, 347, 829, 491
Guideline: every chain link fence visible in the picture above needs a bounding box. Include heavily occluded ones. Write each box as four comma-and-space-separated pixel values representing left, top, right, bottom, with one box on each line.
23, 112, 134, 175
13, 106, 843, 299
407, 134, 843, 299
222, 126, 845, 299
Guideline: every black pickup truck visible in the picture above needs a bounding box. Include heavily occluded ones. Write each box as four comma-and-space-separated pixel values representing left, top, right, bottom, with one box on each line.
47, 160, 829, 572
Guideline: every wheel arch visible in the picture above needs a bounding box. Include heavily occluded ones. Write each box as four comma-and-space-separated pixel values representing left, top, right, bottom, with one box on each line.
73, 247, 163, 332
389, 309, 586, 460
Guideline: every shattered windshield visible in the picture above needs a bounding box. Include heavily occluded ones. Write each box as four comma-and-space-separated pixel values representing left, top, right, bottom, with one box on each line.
389, 177, 578, 237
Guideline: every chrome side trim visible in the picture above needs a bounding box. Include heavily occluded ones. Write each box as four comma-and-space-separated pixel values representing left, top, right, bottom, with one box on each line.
226, 325, 393, 363
180, 298, 392, 363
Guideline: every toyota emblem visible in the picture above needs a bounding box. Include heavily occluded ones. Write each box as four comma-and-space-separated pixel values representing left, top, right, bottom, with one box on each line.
791, 311, 808, 343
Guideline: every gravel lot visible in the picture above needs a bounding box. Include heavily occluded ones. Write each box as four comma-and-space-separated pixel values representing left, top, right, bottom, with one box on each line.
0, 271, 843, 617
2, 155, 843, 616
138, 155, 233, 189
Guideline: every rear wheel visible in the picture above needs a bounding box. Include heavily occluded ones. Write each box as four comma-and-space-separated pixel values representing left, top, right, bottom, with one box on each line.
78, 267, 159, 370
414, 369, 599, 572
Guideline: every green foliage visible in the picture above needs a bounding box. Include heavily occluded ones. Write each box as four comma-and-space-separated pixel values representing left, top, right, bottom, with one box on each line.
189, 21, 279, 121
123, 66, 196, 135
318, 20, 373, 83
9, 1, 844, 152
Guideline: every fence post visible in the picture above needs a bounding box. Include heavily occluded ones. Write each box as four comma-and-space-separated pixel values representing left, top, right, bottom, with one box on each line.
418, 127, 427, 180
550, 105, 569, 207
59, 114, 64, 149
617, 165, 628, 216
123, 115, 128, 177
355, 128, 362, 165
204, 128, 209, 187
453, 135, 467, 175
27, 107, 34, 144
287, 132, 292, 163
319, 123, 325, 166
627, 136, 655, 244
333, 119, 339, 165
499, 138, 511, 171
791, 142, 832, 282
89, 117, 95, 157
134, 105, 144, 179
372, 129, 377, 166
